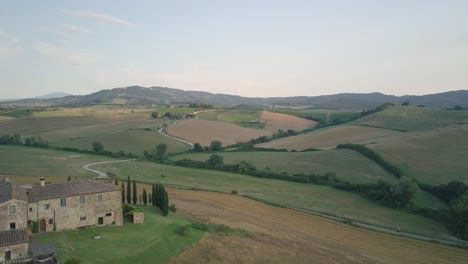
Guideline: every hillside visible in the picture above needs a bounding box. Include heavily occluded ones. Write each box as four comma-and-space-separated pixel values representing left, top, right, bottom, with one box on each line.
2, 86, 468, 110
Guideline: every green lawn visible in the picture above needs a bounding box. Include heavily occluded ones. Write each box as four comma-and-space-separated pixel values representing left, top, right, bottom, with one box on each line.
93, 160, 455, 240
171, 149, 399, 184
31, 206, 204, 264
369, 124, 468, 185
355, 106, 468, 131
0, 145, 110, 178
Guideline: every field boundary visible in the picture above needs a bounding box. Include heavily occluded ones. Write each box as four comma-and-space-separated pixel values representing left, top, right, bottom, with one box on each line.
158, 122, 194, 149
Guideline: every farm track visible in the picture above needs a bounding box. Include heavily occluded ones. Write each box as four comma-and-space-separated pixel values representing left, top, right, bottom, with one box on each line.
168, 189, 468, 264
82, 159, 133, 178
158, 122, 194, 149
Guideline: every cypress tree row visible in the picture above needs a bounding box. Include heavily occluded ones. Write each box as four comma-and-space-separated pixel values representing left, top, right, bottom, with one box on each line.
126, 176, 131, 204
151, 182, 169, 216
132, 179, 137, 204
148, 193, 152, 205
162, 191, 169, 216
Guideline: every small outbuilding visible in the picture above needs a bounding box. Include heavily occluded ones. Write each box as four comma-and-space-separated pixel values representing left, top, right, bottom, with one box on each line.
30, 243, 59, 264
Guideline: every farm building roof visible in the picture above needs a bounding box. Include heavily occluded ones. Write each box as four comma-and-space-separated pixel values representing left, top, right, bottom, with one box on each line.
0, 179, 28, 204
27, 180, 121, 202
0, 229, 28, 247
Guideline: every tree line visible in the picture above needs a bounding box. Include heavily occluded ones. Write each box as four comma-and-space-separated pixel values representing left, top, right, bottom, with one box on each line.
121, 177, 169, 216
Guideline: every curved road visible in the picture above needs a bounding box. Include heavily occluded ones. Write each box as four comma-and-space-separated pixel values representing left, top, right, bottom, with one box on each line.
158, 121, 194, 149
82, 159, 133, 179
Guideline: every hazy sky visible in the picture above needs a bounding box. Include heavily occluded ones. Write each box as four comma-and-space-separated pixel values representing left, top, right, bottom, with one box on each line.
1, 1, 467, 98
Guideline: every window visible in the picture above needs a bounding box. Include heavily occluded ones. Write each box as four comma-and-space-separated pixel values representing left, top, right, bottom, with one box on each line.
9, 205, 15, 214
80, 195, 85, 204
10, 223, 16, 230
106, 212, 112, 217
98, 217, 104, 225
80, 216, 86, 221
60, 198, 66, 207
48, 219, 53, 225
98, 194, 103, 201
29, 207, 32, 212
44, 204, 50, 210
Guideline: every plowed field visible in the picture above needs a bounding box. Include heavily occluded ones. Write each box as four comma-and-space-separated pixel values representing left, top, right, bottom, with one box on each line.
257, 111, 317, 132
166, 119, 272, 146
168, 189, 468, 264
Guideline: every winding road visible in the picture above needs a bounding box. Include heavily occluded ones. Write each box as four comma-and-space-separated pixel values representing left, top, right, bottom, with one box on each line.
158, 121, 194, 149
82, 159, 134, 179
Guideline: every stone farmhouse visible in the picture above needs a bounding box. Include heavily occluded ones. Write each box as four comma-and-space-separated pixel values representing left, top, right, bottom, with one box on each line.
0, 178, 123, 262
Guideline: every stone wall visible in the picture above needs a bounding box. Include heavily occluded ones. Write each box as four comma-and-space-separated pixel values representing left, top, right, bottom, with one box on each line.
0, 243, 29, 262
28, 190, 123, 232
133, 212, 144, 224
0, 200, 27, 232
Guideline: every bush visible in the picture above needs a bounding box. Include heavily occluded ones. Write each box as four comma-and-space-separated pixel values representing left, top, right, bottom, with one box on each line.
175, 225, 190, 236
65, 255, 81, 264
169, 204, 177, 213
231, 190, 238, 195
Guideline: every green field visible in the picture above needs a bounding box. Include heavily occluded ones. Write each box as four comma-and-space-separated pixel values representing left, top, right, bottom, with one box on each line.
93, 160, 454, 240
197, 109, 261, 123
32, 206, 203, 264
0, 145, 110, 178
171, 150, 398, 184
369, 124, 468, 185
355, 106, 468, 131
270, 108, 360, 124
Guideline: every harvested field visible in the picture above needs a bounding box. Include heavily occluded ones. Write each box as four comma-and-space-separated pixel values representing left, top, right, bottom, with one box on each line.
166, 119, 272, 146
168, 188, 468, 264
257, 125, 398, 150
256, 111, 317, 132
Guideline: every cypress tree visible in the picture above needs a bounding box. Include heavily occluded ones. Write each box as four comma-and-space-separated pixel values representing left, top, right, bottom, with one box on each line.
126, 176, 131, 204
162, 191, 169, 216
67, 176, 71, 181
143, 189, 147, 205
139, 195, 142, 204
114, 178, 118, 185
152, 183, 156, 207
148, 193, 152, 205
132, 179, 137, 204
121, 182, 125, 203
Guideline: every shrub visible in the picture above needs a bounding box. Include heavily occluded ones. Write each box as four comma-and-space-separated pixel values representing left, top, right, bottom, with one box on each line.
169, 204, 177, 213
231, 190, 238, 195
175, 225, 190, 236
65, 255, 81, 264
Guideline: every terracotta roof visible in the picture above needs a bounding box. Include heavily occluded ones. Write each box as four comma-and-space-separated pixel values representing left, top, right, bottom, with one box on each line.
0, 229, 28, 247
27, 180, 120, 202
0, 180, 28, 204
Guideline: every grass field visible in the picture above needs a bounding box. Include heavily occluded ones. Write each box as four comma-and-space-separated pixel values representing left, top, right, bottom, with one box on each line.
0, 145, 110, 178
166, 119, 272, 146
171, 149, 398, 184
93, 160, 454, 240
369, 124, 468, 185
31, 206, 204, 264
257, 125, 399, 150
196, 109, 261, 123
270, 108, 360, 124
355, 106, 468, 131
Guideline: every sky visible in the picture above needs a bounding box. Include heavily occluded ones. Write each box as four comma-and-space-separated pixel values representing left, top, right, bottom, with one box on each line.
0, 0, 467, 99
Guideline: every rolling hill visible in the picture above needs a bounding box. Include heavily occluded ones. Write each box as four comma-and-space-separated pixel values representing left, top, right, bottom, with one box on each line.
2, 86, 468, 110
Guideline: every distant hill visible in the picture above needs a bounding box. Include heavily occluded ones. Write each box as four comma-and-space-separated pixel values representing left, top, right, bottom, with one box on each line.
34, 92, 71, 99
1, 86, 467, 110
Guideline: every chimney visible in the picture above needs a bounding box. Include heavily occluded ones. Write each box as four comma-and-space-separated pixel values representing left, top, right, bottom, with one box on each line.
40, 177, 45, 186
3, 177, 9, 183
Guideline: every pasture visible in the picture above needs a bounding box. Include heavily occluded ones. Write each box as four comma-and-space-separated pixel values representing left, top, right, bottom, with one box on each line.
93, 160, 454, 240
171, 149, 399, 184
256, 111, 317, 132
355, 106, 468, 131
196, 109, 261, 123
166, 119, 272, 146
270, 108, 360, 124
0, 145, 109, 178
32, 205, 203, 264
370, 124, 468, 185
168, 189, 468, 264
257, 125, 399, 150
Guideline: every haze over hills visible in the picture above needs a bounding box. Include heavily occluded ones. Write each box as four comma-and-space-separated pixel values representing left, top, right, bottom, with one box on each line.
0, 92, 70, 102
1, 86, 467, 110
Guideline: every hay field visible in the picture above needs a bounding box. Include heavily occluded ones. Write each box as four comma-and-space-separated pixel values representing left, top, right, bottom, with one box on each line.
370, 124, 468, 185
166, 119, 272, 146
196, 109, 261, 123
270, 108, 360, 124
257, 125, 399, 150
94, 160, 453, 239
355, 106, 468, 131
168, 189, 468, 264
172, 149, 398, 184
256, 111, 317, 132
